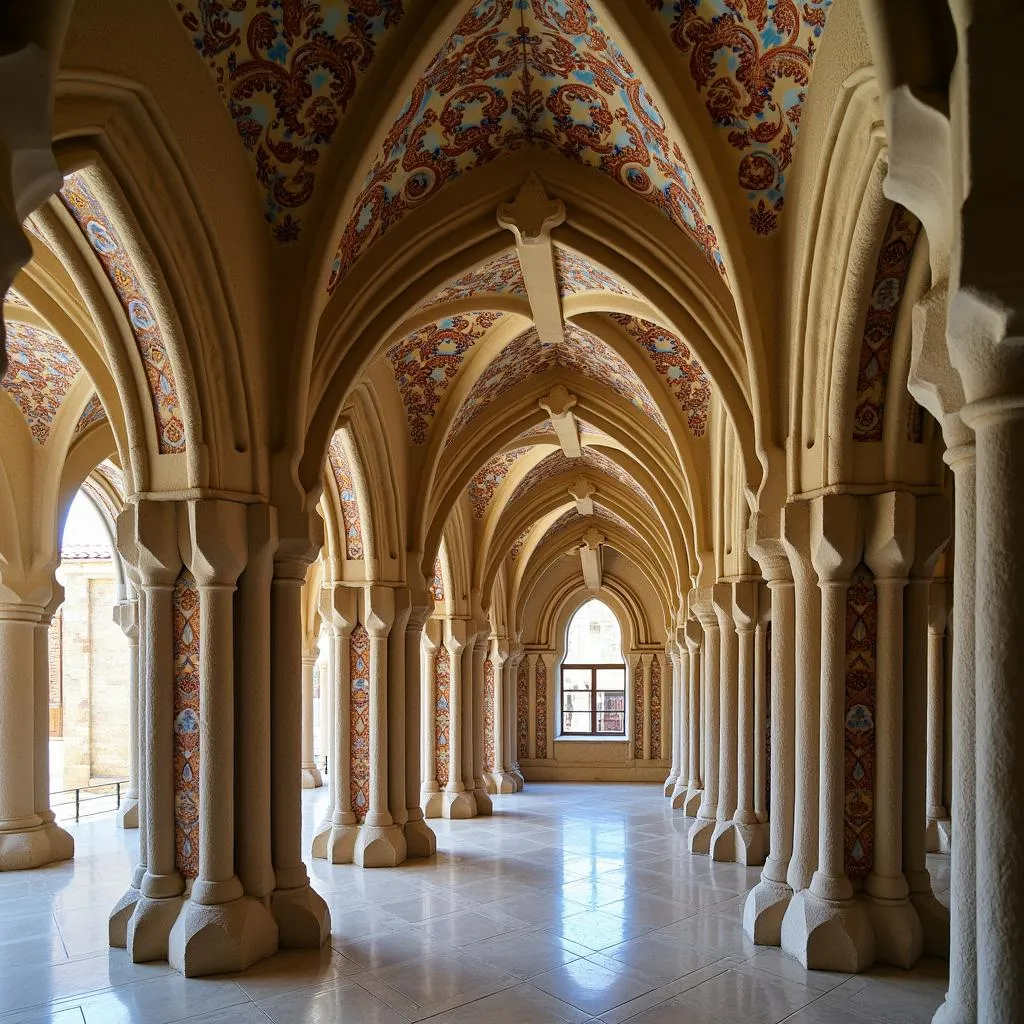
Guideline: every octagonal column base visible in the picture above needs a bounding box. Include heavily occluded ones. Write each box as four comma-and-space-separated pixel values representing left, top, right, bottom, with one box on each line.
404, 817, 437, 858
780, 888, 875, 973
443, 791, 477, 819
743, 878, 793, 946
126, 894, 184, 964
168, 895, 277, 977
354, 824, 407, 867
865, 896, 923, 969
271, 884, 330, 948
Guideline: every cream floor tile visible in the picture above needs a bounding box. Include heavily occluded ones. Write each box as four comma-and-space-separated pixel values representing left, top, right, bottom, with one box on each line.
258, 978, 407, 1023
71, 973, 250, 1024
597, 931, 725, 987
231, 947, 364, 1002
529, 957, 658, 1016
413, 909, 515, 948
424, 982, 593, 1024
552, 909, 653, 951
461, 930, 584, 979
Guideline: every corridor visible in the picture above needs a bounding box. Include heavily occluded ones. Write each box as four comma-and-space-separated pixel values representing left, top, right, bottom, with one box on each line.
0, 784, 949, 1023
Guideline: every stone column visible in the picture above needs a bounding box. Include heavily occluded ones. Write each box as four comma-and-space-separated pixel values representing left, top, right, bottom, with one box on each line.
442, 620, 475, 818
471, 633, 493, 815
902, 497, 951, 960
784, 493, 873, 973
925, 581, 951, 853
354, 584, 406, 866
526, 652, 538, 760
115, 597, 140, 828
683, 617, 703, 816
269, 534, 330, 942
490, 638, 516, 793
318, 620, 332, 780
170, 499, 277, 976
419, 617, 443, 818
387, 589, 411, 829
300, 651, 323, 788
403, 597, 435, 856
508, 650, 525, 789
688, 591, 720, 852
862, 491, 920, 968
710, 583, 739, 862
641, 652, 653, 761
744, 545, 796, 945
754, 584, 770, 827
670, 629, 688, 808
312, 585, 359, 861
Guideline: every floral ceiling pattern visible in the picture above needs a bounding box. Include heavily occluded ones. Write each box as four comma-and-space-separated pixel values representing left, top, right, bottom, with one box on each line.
74, 393, 107, 436
649, 0, 833, 234
327, 430, 365, 558
505, 445, 649, 510
330, 0, 724, 289
174, 0, 406, 241
1, 322, 81, 446
468, 446, 532, 518
417, 251, 526, 311
388, 311, 502, 443
554, 246, 637, 299
610, 312, 711, 436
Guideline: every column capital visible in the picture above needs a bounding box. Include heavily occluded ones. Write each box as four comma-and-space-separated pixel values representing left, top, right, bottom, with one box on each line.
325, 583, 358, 636
809, 492, 863, 584
113, 597, 140, 641
118, 499, 182, 587
362, 584, 395, 638
444, 617, 469, 657
910, 493, 952, 580
491, 635, 510, 667
731, 578, 759, 632
690, 587, 717, 631
864, 491, 916, 581
179, 499, 249, 588
274, 510, 325, 583
927, 581, 949, 635
684, 617, 702, 652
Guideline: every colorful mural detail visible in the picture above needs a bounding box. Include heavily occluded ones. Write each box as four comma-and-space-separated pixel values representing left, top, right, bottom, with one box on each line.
483, 656, 495, 771
592, 502, 637, 541
350, 624, 371, 822
514, 418, 555, 442
650, 653, 662, 759
389, 311, 502, 443
429, 555, 445, 602
609, 313, 712, 437
853, 206, 922, 442
554, 246, 637, 298
535, 656, 548, 758
468, 446, 531, 518
96, 458, 126, 501
172, 569, 201, 879
509, 526, 531, 561
434, 644, 451, 786
330, 0, 724, 289
516, 657, 529, 760
174, 0, 405, 241
650, 0, 834, 234
60, 173, 186, 453
1, 322, 81, 445
328, 431, 365, 559
633, 659, 644, 760
507, 446, 653, 511
845, 561, 876, 879
419, 251, 526, 309
74, 393, 107, 435
540, 508, 581, 549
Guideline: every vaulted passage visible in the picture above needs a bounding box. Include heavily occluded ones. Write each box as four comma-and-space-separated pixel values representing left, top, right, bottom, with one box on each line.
0, 1, 1020, 1021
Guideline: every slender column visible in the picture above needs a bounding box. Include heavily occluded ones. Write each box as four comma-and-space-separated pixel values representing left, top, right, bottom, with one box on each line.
508, 651, 525, 789
526, 652, 538, 759
269, 536, 330, 941
419, 618, 443, 818
744, 548, 796, 946
863, 491, 921, 968
300, 652, 323, 788
753, 585, 769, 824
665, 636, 681, 795
688, 592, 720, 852
387, 589, 411, 827
471, 634, 492, 814
403, 598, 435, 855
442, 620, 475, 818
318, 621, 332, 779
490, 638, 516, 793
641, 652, 653, 761
670, 631, 688, 807
354, 584, 406, 866
115, 597, 141, 828
784, 493, 873, 973
711, 583, 740, 862
925, 581, 951, 852
683, 617, 703, 815
460, 642, 476, 793
903, 498, 951, 960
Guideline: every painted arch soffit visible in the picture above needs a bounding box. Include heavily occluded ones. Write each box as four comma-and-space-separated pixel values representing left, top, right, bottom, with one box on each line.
329, 0, 725, 291
327, 430, 366, 559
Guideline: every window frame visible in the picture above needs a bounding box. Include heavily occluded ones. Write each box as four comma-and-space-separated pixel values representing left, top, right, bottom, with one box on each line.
560, 662, 627, 737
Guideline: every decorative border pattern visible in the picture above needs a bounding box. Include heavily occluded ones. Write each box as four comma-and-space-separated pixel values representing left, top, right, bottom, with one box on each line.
468, 446, 531, 518
853, 206, 921, 442
633, 659, 644, 760
172, 569, 201, 879
74, 393, 107, 435
418, 251, 526, 310
429, 555, 445, 602
350, 624, 371, 823
328, 431, 365, 559
509, 526, 531, 562
844, 561, 876, 879
535, 656, 547, 759
649, 654, 662, 759
516, 657, 529, 760
554, 246, 637, 298
434, 644, 451, 786
483, 656, 495, 771
60, 173, 186, 453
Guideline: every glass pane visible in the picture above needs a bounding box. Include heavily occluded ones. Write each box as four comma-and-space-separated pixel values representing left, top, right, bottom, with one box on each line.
597, 712, 624, 733
562, 668, 592, 691
562, 689, 592, 714
597, 668, 625, 690
563, 711, 592, 733
596, 692, 624, 712
565, 599, 624, 664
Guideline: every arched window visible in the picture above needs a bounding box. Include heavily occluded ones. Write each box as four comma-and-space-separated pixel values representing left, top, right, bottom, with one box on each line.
561, 599, 626, 736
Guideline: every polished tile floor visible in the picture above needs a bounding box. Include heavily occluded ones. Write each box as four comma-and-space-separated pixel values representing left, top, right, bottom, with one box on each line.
0, 783, 950, 1023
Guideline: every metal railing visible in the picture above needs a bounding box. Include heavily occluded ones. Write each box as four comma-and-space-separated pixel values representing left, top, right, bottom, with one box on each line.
50, 779, 129, 822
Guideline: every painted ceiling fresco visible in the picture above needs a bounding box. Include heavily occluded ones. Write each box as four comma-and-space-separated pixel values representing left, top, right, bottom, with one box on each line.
330, 0, 724, 289
543, 503, 636, 551
505, 445, 651, 510
1, 322, 81, 446
74, 393, 107, 435
649, 0, 833, 234
388, 310, 503, 443
60, 173, 186, 455
429, 555, 445, 602
554, 246, 637, 299
537, 506, 580, 547
174, 0, 406, 241
96, 458, 126, 500
446, 324, 667, 445
417, 251, 526, 311
514, 418, 556, 442
327, 430, 365, 559
508, 525, 531, 561
468, 445, 532, 518
609, 313, 711, 436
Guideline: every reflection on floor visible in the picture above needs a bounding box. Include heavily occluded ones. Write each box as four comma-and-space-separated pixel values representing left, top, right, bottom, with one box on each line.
0, 782, 950, 1023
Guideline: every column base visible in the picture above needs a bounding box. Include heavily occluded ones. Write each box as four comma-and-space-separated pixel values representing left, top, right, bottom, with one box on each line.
663, 773, 679, 797
443, 790, 477, 819
109, 884, 143, 947
320, 822, 360, 864
270, 884, 330, 948
683, 787, 703, 816
354, 824, 407, 867
168, 894, 278, 977
310, 817, 332, 859
710, 819, 736, 862
301, 765, 323, 789
489, 771, 518, 794
0, 820, 74, 871
473, 786, 493, 815
421, 786, 445, 819
865, 896, 923, 968
910, 891, 950, 959
731, 821, 769, 866
687, 815, 716, 854
117, 796, 139, 829
403, 816, 436, 858
780, 888, 875, 973
511, 767, 525, 789
743, 877, 793, 946
669, 781, 688, 810
126, 894, 185, 963
925, 817, 952, 854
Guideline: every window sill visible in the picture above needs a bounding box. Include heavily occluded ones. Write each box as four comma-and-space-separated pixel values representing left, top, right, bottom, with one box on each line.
555, 735, 629, 743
